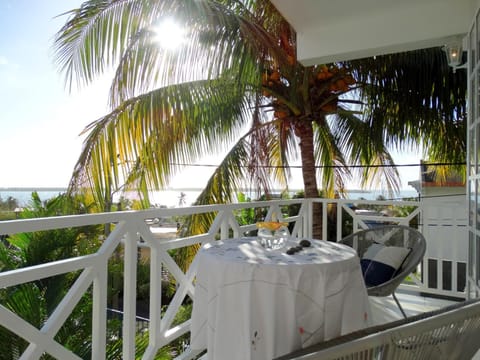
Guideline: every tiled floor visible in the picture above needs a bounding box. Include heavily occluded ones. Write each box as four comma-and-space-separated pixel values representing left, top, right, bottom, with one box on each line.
369, 290, 457, 325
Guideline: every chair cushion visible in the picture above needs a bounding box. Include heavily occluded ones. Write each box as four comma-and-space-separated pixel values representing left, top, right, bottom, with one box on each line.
360, 243, 411, 287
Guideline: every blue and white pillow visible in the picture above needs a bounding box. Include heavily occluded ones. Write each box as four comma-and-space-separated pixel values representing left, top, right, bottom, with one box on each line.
360, 243, 411, 287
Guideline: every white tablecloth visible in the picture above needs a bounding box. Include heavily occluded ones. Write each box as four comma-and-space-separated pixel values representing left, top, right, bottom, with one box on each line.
190, 238, 371, 360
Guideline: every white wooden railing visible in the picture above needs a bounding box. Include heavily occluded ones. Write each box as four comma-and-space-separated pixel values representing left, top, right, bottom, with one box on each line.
0, 197, 468, 359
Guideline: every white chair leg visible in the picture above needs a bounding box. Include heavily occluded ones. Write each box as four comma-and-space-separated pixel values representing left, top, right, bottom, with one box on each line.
392, 292, 407, 318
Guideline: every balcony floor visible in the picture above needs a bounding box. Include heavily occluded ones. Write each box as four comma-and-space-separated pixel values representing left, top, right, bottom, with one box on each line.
370, 290, 458, 325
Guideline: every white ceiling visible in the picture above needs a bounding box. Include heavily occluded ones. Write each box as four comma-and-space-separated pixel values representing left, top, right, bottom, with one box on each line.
271, 0, 478, 65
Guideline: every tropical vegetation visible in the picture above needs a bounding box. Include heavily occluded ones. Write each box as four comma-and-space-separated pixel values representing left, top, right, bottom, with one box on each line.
52, 0, 466, 238
0, 192, 188, 359
0, 193, 106, 359
0, 196, 20, 221
0, 196, 19, 212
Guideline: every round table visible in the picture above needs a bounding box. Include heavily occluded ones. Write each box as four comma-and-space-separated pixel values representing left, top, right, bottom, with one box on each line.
190, 237, 371, 360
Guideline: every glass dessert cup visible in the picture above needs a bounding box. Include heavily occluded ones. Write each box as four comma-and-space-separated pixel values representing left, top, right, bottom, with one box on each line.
256, 221, 290, 250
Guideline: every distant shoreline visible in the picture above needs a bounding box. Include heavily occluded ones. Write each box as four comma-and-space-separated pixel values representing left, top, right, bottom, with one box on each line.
0, 187, 418, 207
0, 187, 68, 192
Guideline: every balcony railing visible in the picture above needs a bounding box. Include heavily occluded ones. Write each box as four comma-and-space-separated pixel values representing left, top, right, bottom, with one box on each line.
0, 197, 467, 359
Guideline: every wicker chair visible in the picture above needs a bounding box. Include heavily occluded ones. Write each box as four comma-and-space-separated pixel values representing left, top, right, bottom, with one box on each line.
274, 298, 480, 360
339, 225, 426, 318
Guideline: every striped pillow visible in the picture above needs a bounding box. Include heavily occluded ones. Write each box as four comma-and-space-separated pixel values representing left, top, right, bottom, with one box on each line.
360, 243, 411, 287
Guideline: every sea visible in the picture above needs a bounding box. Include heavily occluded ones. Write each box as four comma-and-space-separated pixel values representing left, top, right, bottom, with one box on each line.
0, 187, 419, 208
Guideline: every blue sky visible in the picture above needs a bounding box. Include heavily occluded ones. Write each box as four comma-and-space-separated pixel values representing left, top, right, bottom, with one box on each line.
0, 1, 421, 191
0, 1, 110, 188
0, 0, 219, 189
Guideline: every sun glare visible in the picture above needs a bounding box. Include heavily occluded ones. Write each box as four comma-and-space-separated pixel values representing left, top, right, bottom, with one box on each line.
154, 18, 186, 50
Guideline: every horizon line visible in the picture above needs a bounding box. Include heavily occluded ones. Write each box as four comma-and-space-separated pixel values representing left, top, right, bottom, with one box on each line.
0, 187, 416, 193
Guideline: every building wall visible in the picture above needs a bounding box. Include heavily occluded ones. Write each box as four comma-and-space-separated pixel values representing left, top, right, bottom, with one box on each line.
422, 198, 468, 295
467, 9, 480, 298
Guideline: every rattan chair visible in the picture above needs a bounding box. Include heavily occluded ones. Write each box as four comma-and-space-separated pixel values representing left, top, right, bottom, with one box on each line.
339, 225, 426, 318
274, 298, 480, 360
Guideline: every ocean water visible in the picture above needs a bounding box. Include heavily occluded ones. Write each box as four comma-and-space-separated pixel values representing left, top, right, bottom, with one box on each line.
0, 188, 419, 208
0, 188, 193, 208
0, 189, 66, 207
0, 188, 200, 208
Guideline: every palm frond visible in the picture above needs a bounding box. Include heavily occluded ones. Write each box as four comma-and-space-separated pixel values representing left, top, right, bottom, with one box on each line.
349, 47, 466, 148
69, 74, 255, 204
54, 0, 289, 94
331, 109, 400, 195
312, 116, 350, 197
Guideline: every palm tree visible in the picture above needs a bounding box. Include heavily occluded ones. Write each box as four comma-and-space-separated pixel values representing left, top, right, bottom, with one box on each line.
53, 0, 466, 238
178, 192, 187, 207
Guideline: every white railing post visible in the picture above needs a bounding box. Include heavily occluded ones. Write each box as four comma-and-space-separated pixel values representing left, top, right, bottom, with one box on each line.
123, 225, 139, 359
144, 241, 163, 359
322, 200, 328, 241
305, 199, 313, 238
336, 201, 343, 242
92, 261, 108, 360
220, 218, 229, 239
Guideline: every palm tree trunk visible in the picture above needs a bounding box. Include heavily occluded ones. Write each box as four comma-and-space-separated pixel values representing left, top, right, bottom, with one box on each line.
296, 120, 323, 239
